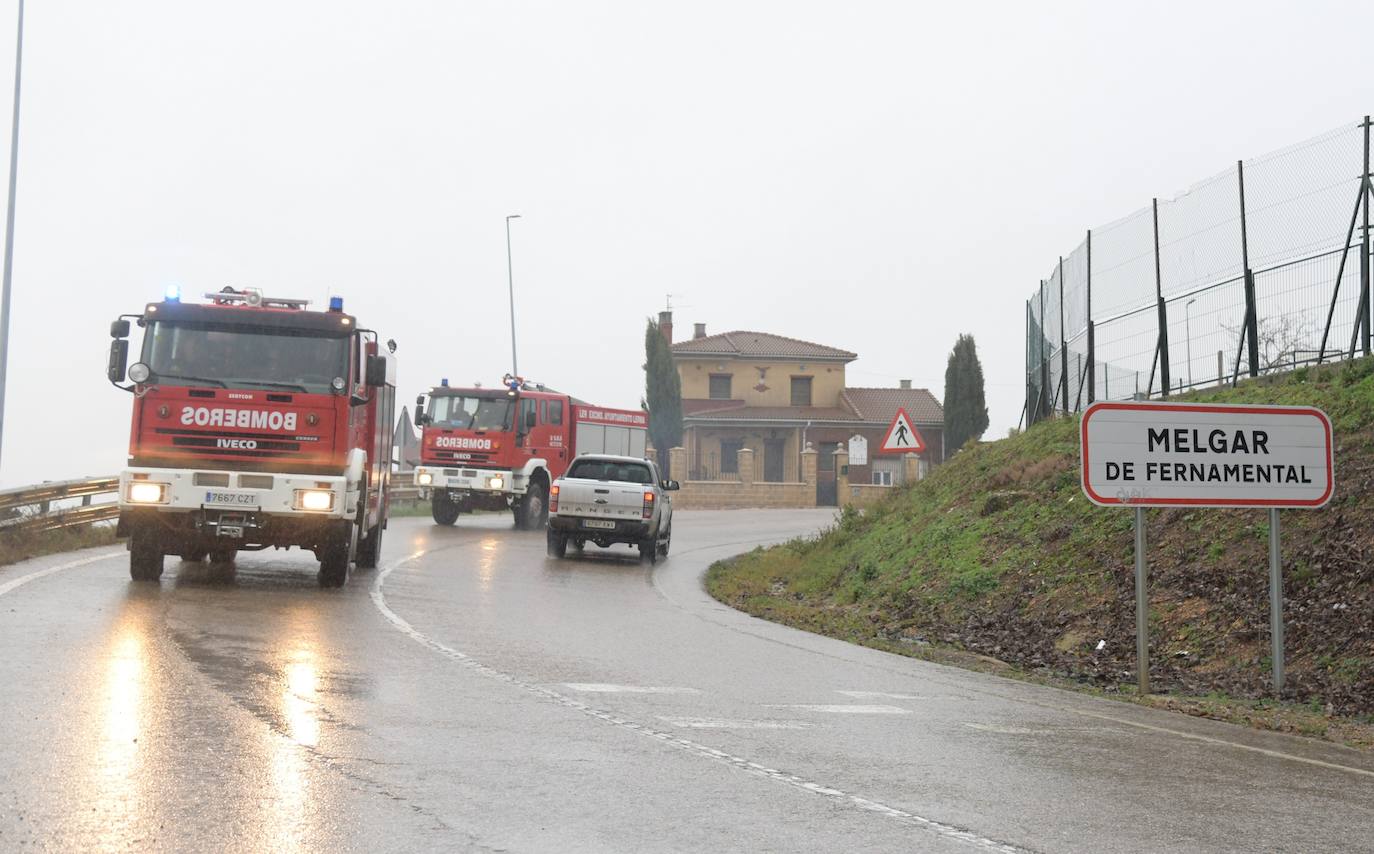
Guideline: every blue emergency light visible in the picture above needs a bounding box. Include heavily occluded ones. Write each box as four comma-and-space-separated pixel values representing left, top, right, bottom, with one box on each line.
164, 283, 181, 303
441, 378, 449, 387
328, 296, 344, 312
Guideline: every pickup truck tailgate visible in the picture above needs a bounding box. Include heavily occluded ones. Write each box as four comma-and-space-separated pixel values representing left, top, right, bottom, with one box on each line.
557, 478, 645, 519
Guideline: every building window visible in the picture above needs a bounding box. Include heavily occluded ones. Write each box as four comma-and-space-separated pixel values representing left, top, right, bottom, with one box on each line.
720, 439, 744, 473
790, 376, 812, 406
873, 470, 893, 486
709, 374, 733, 399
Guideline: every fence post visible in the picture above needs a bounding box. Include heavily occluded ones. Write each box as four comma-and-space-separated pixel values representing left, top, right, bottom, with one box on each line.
1363, 115, 1372, 356
1086, 229, 1095, 404
1237, 159, 1261, 376
1153, 198, 1171, 397
1025, 299, 1032, 427
1033, 281, 1044, 417
1059, 257, 1069, 413
1217, 350, 1224, 387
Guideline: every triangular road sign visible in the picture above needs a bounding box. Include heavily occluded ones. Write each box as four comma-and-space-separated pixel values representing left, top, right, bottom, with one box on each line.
878, 407, 926, 454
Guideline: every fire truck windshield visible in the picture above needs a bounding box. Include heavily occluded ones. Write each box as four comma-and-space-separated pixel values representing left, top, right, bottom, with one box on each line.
427, 395, 513, 431
142, 321, 350, 394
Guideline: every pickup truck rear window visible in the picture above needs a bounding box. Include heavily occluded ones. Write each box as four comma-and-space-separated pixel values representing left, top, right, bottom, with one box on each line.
567, 459, 653, 484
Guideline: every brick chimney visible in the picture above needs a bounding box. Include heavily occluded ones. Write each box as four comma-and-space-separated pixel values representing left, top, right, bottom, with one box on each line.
693, 323, 707, 339
900, 379, 912, 389
658, 311, 673, 344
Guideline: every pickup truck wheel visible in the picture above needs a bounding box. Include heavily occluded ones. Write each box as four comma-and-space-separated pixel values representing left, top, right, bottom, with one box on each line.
208, 547, 237, 564
519, 482, 548, 530
546, 529, 567, 558
431, 497, 459, 526
180, 548, 207, 562
659, 527, 671, 556
317, 528, 351, 588
129, 533, 164, 581
638, 537, 657, 565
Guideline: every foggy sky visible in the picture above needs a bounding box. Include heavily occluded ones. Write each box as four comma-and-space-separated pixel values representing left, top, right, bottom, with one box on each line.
3, 0, 1372, 486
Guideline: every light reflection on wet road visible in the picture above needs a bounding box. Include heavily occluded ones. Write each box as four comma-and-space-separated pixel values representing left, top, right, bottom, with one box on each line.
0, 511, 1372, 852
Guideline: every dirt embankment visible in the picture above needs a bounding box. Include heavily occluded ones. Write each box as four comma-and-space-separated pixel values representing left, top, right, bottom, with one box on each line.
708, 359, 1374, 742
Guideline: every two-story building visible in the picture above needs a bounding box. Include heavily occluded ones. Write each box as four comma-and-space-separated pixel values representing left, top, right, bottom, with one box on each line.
660, 312, 942, 503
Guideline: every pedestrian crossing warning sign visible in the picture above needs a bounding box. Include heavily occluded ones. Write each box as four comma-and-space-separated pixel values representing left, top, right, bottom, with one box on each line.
878, 408, 925, 454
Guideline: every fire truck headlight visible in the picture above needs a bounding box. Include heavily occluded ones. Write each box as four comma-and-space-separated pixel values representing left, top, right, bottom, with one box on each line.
487, 476, 504, 490
127, 362, 151, 384
126, 482, 167, 504
416, 472, 433, 486
331, 377, 346, 393
293, 489, 335, 512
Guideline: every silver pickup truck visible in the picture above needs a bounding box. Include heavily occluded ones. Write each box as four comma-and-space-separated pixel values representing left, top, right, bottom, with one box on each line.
546, 454, 678, 563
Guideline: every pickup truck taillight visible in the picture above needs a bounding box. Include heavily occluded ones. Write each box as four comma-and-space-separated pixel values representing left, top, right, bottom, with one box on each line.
642, 490, 654, 519
549, 484, 559, 513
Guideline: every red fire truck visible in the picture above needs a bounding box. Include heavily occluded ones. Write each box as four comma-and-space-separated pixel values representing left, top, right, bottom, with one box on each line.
413, 375, 648, 528
106, 287, 397, 587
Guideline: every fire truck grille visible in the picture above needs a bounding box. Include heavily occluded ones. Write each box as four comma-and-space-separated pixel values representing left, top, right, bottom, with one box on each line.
427, 450, 494, 464
155, 428, 321, 459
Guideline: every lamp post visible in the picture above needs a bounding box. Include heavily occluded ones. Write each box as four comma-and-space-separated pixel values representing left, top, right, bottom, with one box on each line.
505, 214, 521, 379
1185, 298, 1197, 388
0, 0, 25, 474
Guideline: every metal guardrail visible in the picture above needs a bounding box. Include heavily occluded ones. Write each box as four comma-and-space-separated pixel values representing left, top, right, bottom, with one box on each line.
0, 471, 425, 536
0, 477, 121, 533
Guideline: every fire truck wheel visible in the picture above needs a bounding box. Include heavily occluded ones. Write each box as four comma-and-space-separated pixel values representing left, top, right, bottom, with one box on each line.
129, 533, 164, 581
546, 529, 567, 558
431, 498, 459, 526
317, 534, 350, 588
356, 521, 383, 569
180, 548, 208, 563
209, 547, 237, 564
518, 481, 549, 530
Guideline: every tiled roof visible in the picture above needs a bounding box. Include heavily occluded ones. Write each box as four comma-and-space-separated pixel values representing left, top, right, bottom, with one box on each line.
671, 331, 857, 361
683, 398, 746, 416
841, 387, 944, 425
684, 405, 861, 423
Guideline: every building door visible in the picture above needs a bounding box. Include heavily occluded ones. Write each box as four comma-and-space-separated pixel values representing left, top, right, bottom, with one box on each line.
763, 439, 785, 482
816, 441, 838, 506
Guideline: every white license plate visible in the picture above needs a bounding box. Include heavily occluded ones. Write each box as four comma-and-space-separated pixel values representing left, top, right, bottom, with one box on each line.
581, 519, 616, 529
204, 490, 258, 507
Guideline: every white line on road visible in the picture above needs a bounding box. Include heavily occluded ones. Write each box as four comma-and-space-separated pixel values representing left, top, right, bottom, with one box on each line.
0, 551, 121, 599
771, 704, 912, 715
564, 683, 701, 694
838, 690, 932, 701
658, 717, 813, 730
372, 550, 1027, 854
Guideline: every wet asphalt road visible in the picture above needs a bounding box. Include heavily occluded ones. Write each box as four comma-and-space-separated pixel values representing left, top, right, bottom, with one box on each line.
1, 510, 1373, 853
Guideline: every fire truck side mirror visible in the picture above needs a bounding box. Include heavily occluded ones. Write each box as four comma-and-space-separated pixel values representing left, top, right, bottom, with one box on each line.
110, 319, 130, 338
364, 354, 387, 388
107, 339, 129, 383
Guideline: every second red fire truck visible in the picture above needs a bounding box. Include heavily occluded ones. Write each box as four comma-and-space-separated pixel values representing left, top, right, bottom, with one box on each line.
413, 375, 648, 528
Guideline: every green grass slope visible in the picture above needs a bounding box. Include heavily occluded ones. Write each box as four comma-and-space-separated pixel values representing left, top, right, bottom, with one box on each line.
708, 359, 1374, 731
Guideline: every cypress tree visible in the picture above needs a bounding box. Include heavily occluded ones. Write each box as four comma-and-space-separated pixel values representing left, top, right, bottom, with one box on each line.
943, 334, 989, 458
644, 318, 684, 474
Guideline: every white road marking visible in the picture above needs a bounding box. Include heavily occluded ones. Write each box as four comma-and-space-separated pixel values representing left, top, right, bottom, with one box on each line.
372, 550, 1027, 854
772, 704, 912, 715
838, 690, 926, 701
0, 551, 121, 598
658, 717, 812, 730
564, 683, 701, 694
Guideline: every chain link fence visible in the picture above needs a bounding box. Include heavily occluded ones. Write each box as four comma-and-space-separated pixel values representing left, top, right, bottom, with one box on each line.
1026, 116, 1374, 425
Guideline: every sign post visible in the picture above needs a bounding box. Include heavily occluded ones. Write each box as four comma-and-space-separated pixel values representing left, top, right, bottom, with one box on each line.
1081, 401, 1333, 695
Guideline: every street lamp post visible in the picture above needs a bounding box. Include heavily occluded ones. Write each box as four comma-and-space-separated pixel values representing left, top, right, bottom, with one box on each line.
1185, 298, 1197, 388
0, 0, 25, 474
506, 214, 521, 379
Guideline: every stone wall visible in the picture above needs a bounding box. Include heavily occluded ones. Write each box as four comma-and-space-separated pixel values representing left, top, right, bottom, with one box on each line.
668, 445, 821, 510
